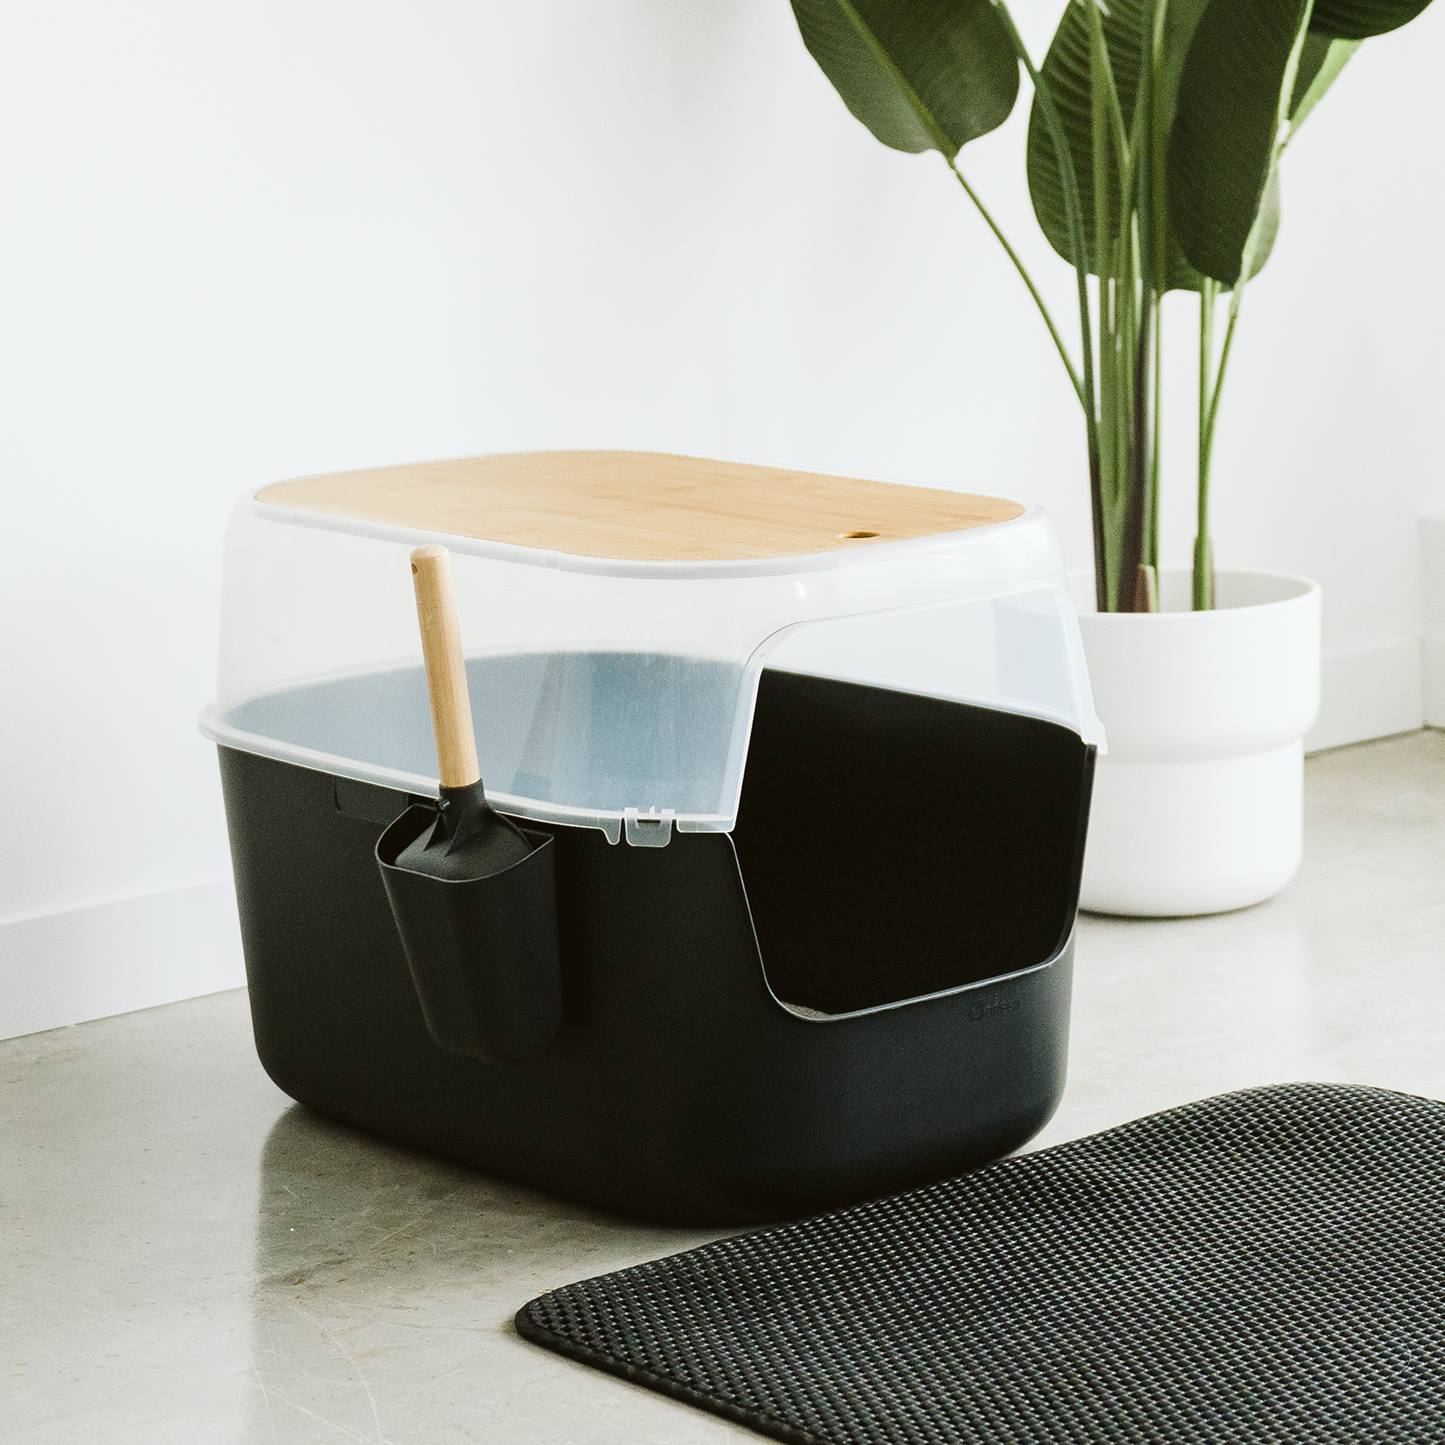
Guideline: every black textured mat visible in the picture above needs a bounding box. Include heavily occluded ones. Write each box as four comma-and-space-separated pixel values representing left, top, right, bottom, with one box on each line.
516, 1083, 1445, 1443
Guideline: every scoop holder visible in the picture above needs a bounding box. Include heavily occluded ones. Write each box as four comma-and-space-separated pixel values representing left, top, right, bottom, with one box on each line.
376, 546, 562, 1065
377, 805, 560, 1063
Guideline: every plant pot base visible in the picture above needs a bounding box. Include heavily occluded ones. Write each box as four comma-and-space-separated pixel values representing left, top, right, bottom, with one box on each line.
1071, 568, 1319, 920
1080, 741, 1302, 917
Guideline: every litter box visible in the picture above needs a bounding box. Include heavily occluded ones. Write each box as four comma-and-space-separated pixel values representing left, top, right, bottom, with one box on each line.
204, 450, 1101, 1224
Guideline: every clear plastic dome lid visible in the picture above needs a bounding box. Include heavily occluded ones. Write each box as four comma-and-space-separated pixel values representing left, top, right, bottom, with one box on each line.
201, 451, 1102, 844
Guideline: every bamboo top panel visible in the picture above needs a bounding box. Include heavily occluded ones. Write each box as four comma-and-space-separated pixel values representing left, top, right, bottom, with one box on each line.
256, 451, 1025, 563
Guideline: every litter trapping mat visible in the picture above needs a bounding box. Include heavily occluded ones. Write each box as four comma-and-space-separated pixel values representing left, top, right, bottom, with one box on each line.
516, 1083, 1445, 1444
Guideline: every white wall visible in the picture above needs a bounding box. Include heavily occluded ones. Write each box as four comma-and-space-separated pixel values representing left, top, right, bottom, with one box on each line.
2, 0, 1442, 1036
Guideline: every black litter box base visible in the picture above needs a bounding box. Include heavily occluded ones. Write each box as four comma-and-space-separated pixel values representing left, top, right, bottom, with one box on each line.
518, 1082, 1445, 1444
220, 671, 1094, 1225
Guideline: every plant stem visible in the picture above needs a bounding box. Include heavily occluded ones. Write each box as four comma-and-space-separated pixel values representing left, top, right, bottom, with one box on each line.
1194, 280, 1216, 611
1084, 0, 1131, 177
1090, 1, 1116, 583
1201, 295, 1240, 487
1195, 270, 1241, 614
1118, 286, 1153, 610
1192, 534, 1214, 610
1149, 292, 1161, 571
1083, 0, 1160, 613
1141, 0, 1162, 580
1088, 2, 1117, 601
944, 158, 1083, 405
1086, 0, 1153, 612
992, 0, 1104, 609
1194, 0, 1316, 612
1111, 0, 1152, 612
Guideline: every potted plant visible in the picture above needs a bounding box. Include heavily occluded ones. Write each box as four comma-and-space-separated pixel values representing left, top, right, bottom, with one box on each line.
788, 0, 1434, 914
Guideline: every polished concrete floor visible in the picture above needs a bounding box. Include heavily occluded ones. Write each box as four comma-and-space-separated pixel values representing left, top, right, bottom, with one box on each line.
6, 730, 1445, 1442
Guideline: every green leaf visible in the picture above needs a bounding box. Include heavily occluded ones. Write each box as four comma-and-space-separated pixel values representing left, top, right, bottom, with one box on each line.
1166, 0, 1309, 284
1166, 0, 1433, 284
788, 0, 1019, 157
1310, 0, 1434, 40
1026, 0, 1148, 276
1026, 0, 1218, 292
1157, 0, 1214, 116
1155, 0, 1221, 290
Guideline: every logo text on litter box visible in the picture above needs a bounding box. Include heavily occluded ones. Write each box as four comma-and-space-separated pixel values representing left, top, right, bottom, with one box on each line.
967, 995, 1023, 1022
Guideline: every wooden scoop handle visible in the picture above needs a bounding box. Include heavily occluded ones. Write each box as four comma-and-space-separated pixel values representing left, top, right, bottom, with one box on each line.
410, 545, 481, 789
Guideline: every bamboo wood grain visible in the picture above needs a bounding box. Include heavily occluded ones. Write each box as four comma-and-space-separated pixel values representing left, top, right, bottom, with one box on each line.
259, 451, 1024, 563
410, 545, 481, 789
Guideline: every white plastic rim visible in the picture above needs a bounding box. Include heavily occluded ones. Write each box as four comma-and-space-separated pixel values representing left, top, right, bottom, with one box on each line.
1071, 568, 1321, 916
200, 579, 1104, 842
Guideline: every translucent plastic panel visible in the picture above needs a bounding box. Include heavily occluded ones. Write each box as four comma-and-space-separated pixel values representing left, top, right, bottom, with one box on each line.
227, 653, 744, 827
203, 494, 1100, 842
764, 585, 1100, 740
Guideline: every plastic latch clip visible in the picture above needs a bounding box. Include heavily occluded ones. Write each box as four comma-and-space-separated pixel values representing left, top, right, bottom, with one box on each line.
623, 808, 675, 848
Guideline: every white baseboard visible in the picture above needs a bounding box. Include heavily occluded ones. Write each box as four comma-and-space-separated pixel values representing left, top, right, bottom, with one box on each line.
1420, 519, 1445, 728
1425, 639, 1445, 728
1305, 638, 1424, 754
0, 876, 246, 1041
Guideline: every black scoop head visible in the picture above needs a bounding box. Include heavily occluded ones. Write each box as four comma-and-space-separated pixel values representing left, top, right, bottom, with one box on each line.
393, 780, 534, 881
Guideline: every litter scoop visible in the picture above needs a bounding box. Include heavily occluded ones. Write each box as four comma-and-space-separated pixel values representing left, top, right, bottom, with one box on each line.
376, 545, 562, 1064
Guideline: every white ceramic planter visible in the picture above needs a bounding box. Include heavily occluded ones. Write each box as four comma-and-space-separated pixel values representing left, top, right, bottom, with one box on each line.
1072, 568, 1321, 917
